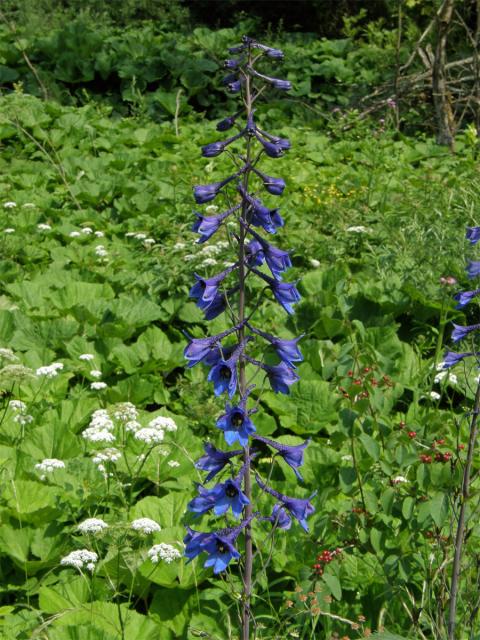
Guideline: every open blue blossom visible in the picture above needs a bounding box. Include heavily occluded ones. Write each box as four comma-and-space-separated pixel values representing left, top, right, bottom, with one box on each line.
217, 402, 256, 446
202, 530, 241, 573
451, 322, 480, 343
188, 484, 218, 516
245, 239, 265, 267
253, 435, 310, 480
466, 227, 480, 244
442, 350, 474, 369
195, 442, 243, 482
256, 475, 315, 532
239, 185, 284, 234
467, 261, 480, 279
270, 504, 292, 529
454, 289, 480, 309
193, 203, 241, 243
188, 478, 249, 519
208, 339, 249, 398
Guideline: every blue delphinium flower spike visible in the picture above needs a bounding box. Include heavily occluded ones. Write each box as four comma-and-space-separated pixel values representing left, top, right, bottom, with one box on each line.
466, 227, 480, 244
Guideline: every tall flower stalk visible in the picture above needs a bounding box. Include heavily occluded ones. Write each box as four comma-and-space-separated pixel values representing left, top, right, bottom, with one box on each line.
443, 225, 480, 639
184, 36, 312, 638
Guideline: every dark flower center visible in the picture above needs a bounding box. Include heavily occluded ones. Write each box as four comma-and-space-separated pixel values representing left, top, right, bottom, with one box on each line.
219, 365, 231, 380
231, 411, 244, 427
216, 542, 227, 553
225, 484, 238, 498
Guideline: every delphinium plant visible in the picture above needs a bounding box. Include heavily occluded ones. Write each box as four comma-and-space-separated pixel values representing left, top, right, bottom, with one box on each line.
443, 224, 480, 639
184, 36, 313, 638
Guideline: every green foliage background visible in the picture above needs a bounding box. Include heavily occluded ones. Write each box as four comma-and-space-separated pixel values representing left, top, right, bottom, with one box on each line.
0, 2, 480, 639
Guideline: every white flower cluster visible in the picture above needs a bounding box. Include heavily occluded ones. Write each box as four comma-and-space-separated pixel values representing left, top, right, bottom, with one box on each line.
168, 460, 180, 468
36, 362, 64, 378
173, 242, 185, 251
9, 400, 27, 413
143, 238, 155, 245
92, 447, 121, 474
134, 428, 165, 445
60, 549, 98, 571
147, 543, 181, 564
69, 231, 81, 238
126, 420, 142, 433
148, 416, 177, 432
434, 370, 458, 385
81, 227, 93, 235
35, 458, 65, 479
4, 201, 16, 208
37, 223, 52, 231
83, 409, 115, 443
113, 402, 138, 422
131, 518, 161, 535
77, 518, 108, 534
346, 226, 369, 233
79, 353, 95, 361
0, 348, 18, 361
90, 370, 102, 378
392, 476, 408, 485
95, 245, 108, 258
90, 381, 107, 390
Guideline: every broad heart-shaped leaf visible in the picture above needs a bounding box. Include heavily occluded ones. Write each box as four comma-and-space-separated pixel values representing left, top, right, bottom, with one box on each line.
46, 601, 161, 639
262, 380, 337, 435
131, 494, 189, 529
39, 576, 90, 613
149, 588, 194, 637
106, 296, 164, 329
49, 282, 115, 311
48, 626, 117, 640
4, 480, 61, 524
322, 572, 342, 600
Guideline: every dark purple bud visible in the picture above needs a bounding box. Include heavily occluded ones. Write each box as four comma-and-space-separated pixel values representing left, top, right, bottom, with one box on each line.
195, 442, 243, 482
271, 79, 292, 90
216, 115, 237, 132
252, 166, 286, 195
451, 322, 480, 343
222, 73, 237, 86
228, 80, 242, 93
201, 142, 226, 157
466, 227, 480, 244
193, 181, 225, 205
224, 59, 240, 70
255, 132, 285, 158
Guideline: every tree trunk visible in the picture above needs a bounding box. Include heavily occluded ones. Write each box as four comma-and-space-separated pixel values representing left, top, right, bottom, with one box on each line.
432, 0, 456, 149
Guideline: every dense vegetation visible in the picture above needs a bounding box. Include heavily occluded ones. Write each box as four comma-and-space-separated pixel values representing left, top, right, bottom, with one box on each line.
1, 2, 480, 639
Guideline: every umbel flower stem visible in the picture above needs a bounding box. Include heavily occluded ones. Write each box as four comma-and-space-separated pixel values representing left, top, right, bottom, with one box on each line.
239, 51, 254, 640
448, 378, 480, 639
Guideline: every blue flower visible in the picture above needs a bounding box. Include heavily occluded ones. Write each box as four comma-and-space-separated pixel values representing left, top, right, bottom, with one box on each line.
245, 226, 291, 279
256, 475, 315, 532
442, 350, 473, 368
202, 531, 241, 573
195, 442, 243, 482
207, 340, 249, 397
216, 403, 256, 446
264, 362, 300, 393
192, 203, 241, 243
270, 504, 292, 529
255, 132, 285, 158
251, 167, 286, 196
216, 115, 236, 132
194, 170, 244, 204
239, 186, 284, 234
451, 322, 480, 343
248, 325, 303, 367
247, 67, 291, 91
467, 261, 480, 279
184, 527, 214, 561
253, 435, 310, 480
184, 326, 239, 368
253, 269, 300, 314
466, 227, 480, 244
245, 239, 265, 267
190, 266, 237, 305
201, 131, 244, 158
454, 289, 480, 309
188, 483, 218, 516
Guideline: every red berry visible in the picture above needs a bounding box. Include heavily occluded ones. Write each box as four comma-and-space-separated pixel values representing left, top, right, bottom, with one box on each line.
408, 431, 416, 438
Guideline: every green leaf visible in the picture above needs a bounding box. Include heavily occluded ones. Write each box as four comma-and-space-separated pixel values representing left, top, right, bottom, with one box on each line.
429, 492, 449, 528
359, 432, 380, 460
322, 572, 342, 600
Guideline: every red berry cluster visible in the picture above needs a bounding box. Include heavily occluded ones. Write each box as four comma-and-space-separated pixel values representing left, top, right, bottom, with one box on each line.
419, 439, 453, 464
338, 365, 394, 403
312, 547, 342, 575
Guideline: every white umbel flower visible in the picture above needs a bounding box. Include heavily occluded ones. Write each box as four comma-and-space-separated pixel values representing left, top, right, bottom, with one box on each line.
147, 543, 181, 564
69, 231, 81, 238
77, 518, 108, 534
90, 370, 102, 378
37, 223, 52, 231
90, 382, 107, 390
148, 416, 178, 432
92, 448, 121, 465
81, 227, 93, 235
9, 400, 27, 413
79, 353, 95, 361
134, 428, 165, 444
36, 362, 63, 377
35, 458, 65, 473
113, 402, 138, 422
83, 428, 115, 443
131, 518, 161, 535
4, 201, 16, 208
60, 549, 98, 571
